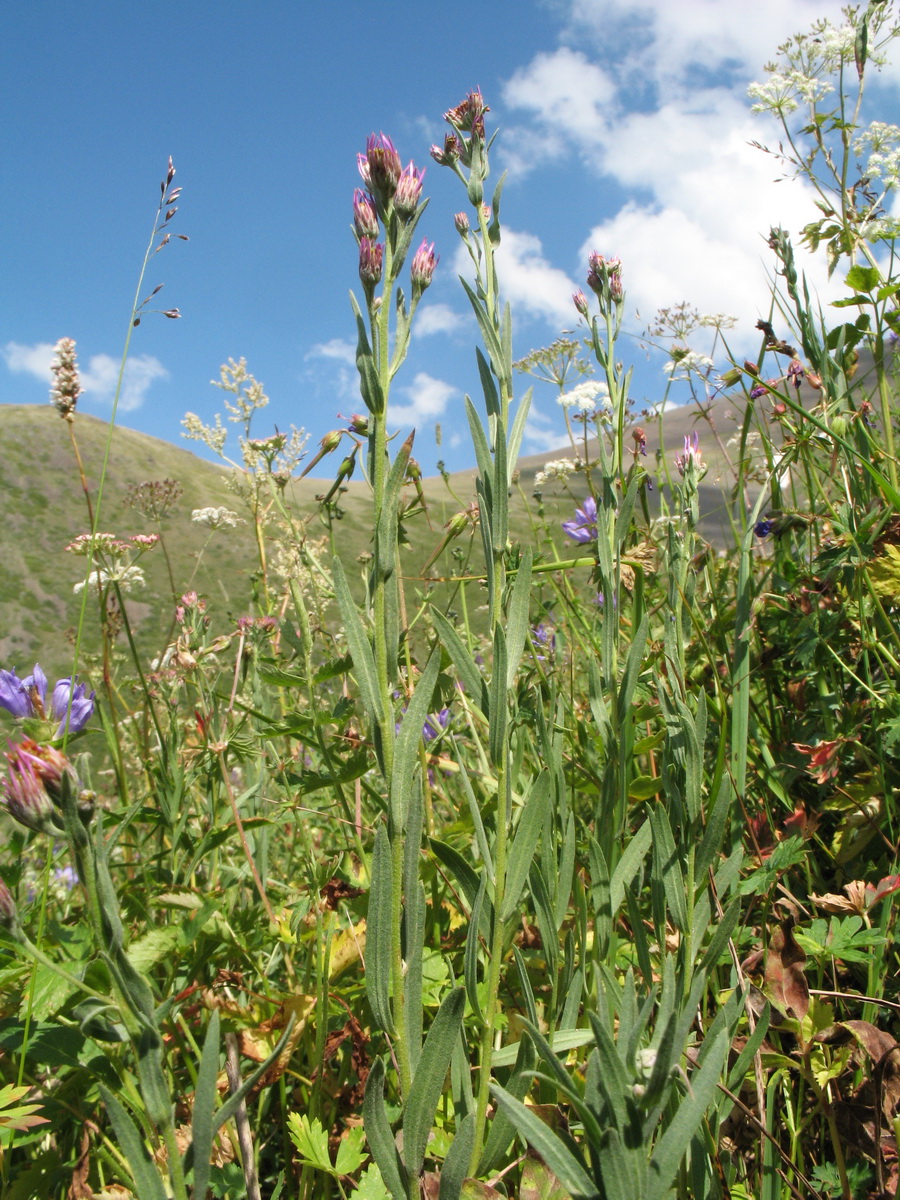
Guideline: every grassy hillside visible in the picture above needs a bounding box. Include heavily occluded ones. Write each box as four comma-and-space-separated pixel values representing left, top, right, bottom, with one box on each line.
0, 393, 777, 678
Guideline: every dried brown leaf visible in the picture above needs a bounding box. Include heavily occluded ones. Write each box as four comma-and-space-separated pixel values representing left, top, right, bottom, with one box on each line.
764, 917, 809, 1021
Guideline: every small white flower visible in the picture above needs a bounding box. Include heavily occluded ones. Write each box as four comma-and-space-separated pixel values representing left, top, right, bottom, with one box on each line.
557, 380, 610, 414
191, 506, 242, 529
663, 350, 715, 380
74, 565, 146, 595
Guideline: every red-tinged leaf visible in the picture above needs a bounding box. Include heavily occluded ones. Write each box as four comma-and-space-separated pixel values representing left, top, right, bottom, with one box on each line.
868, 874, 900, 908
764, 917, 809, 1021
521, 1155, 572, 1200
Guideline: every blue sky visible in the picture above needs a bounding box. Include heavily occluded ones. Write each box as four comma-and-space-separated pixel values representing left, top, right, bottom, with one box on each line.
4, 0, 899, 478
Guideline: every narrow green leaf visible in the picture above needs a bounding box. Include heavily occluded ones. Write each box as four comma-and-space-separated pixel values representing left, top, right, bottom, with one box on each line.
391, 647, 440, 831
214, 1013, 298, 1133
488, 627, 508, 768
376, 431, 415, 581
431, 608, 489, 717
649, 1031, 729, 1193
350, 291, 385, 415
475, 348, 500, 421
464, 879, 486, 1021
609, 820, 651, 918
367, 823, 395, 1034
491, 424, 508, 552
98, 1087, 168, 1200
505, 549, 534, 690
491, 1084, 599, 1199
695, 776, 731, 879
333, 556, 382, 727
440, 1112, 476, 1200
404, 988, 466, 1176
500, 771, 550, 923
465, 395, 493, 481
478, 1031, 536, 1173
188, 1009, 220, 1200
364, 1058, 408, 1200
554, 813, 576, 930
651, 807, 687, 933
430, 839, 493, 939
506, 387, 532, 484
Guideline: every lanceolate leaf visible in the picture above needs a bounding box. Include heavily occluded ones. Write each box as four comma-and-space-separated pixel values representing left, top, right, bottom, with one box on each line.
188, 1009, 221, 1200
364, 1058, 408, 1200
500, 770, 550, 923
491, 1084, 599, 1199
367, 823, 395, 1035
333, 556, 383, 728
98, 1086, 168, 1200
403, 987, 466, 1176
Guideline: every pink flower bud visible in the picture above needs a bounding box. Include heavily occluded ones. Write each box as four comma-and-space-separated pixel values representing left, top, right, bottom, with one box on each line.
394, 162, 425, 221
359, 237, 384, 289
353, 189, 378, 239
363, 133, 401, 206
430, 134, 461, 166
410, 240, 438, 291
573, 290, 589, 317
454, 212, 469, 235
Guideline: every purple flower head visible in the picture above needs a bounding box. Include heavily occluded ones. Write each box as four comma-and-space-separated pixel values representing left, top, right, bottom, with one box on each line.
562, 495, 598, 544
573, 290, 590, 318
358, 237, 384, 290
749, 383, 768, 400
423, 708, 450, 744
444, 89, 489, 137
411, 240, 438, 292
787, 358, 804, 389
0, 665, 94, 738
754, 519, 775, 538
353, 189, 379, 240
361, 133, 402, 207
674, 431, 703, 478
394, 162, 425, 221
3, 739, 76, 835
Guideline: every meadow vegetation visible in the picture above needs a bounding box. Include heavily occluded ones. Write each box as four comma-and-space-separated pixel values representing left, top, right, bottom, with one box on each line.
3, 5, 900, 1198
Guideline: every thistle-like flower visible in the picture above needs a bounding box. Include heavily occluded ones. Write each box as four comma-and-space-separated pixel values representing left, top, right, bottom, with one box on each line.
454, 212, 469, 236
411, 240, 438, 293
0, 665, 95, 739
3, 739, 79, 835
49, 338, 83, 419
674, 431, 706, 479
430, 134, 461, 166
360, 133, 401, 208
586, 254, 624, 307
444, 89, 489, 138
359, 237, 384, 292
353, 189, 379, 240
394, 163, 425, 222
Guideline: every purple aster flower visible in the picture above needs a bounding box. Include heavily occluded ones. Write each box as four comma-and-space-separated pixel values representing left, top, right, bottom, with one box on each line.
562, 496, 598, 544
0, 664, 94, 738
423, 708, 450, 744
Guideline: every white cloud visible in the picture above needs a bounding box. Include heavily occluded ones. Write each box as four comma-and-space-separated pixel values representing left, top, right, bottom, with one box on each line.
495, 2, 868, 352
3, 341, 56, 382
306, 337, 356, 365
454, 230, 579, 329
3, 341, 167, 411
522, 400, 571, 454
414, 303, 465, 337
389, 371, 457, 426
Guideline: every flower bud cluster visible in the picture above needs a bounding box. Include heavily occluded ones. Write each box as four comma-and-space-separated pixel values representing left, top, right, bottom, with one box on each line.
586, 253, 624, 312
49, 337, 83, 419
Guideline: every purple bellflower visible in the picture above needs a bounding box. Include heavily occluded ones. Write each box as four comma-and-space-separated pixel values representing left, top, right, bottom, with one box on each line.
562, 496, 598, 544
0, 664, 95, 739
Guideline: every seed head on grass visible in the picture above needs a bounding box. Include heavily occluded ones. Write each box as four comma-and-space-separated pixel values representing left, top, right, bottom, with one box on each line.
49, 338, 82, 420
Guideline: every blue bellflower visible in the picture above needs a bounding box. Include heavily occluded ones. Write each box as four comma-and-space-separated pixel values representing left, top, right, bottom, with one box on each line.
0, 664, 95, 738
562, 496, 598, 544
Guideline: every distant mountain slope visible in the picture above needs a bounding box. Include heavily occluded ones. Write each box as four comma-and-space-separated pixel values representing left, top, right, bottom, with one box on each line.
0, 393, 779, 677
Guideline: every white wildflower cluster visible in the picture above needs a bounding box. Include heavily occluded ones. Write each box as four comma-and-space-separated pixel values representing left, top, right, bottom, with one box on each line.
855, 122, 900, 190
663, 350, 715, 380
557, 380, 611, 416
696, 313, 738, 330
74, 565, 146, 595
181, 411, 228, 455
191, 506, 243, 530
747, 70, 833, 114
534, 457, 583, 491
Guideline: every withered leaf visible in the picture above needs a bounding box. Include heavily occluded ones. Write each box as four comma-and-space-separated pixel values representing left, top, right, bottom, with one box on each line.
764, 917, 809, 1022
